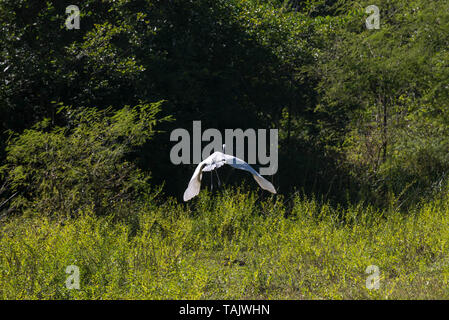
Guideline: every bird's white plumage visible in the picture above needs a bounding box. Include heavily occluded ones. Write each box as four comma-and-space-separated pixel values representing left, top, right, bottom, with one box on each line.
183, 151, 276, 201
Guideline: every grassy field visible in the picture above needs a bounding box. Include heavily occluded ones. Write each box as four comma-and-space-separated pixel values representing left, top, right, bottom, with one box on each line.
1, 188, 449, 299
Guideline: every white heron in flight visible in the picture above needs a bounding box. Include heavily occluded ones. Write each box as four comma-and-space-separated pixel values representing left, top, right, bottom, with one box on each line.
183, 144, 276, 201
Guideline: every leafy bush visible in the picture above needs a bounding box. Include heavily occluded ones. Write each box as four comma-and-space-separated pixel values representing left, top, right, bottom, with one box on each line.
0, 101, 169, 218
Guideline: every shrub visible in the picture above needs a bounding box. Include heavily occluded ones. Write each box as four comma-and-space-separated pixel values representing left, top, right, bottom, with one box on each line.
0, 102, 169, 218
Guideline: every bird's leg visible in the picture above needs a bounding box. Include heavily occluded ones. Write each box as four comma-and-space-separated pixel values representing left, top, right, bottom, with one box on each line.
215, 170, 221, 187
210, 171, 213, 191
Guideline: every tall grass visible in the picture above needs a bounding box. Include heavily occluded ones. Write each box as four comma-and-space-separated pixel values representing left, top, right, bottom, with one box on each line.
1, 188, 449, 299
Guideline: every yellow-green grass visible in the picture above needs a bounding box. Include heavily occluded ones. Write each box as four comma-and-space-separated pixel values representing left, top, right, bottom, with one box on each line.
1, 189, 449, 299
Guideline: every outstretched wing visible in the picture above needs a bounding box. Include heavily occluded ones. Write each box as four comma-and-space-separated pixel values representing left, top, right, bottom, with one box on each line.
224, 154, 277, 194
183, 153, 226, 201
183, 161, 207, 201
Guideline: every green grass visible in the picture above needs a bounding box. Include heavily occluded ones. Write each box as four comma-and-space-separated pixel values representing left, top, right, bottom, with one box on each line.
1, 188, 449, 299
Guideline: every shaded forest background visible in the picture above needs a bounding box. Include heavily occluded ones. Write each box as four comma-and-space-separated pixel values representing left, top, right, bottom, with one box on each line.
1, 0, 448, 217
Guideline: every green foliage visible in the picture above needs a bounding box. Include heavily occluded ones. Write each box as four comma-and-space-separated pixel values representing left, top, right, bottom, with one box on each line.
1, 0, 448, 301
2, 0, 447, 203
1, 102, 168, 218
312, 0, 449, 204
1, 189, 449, 299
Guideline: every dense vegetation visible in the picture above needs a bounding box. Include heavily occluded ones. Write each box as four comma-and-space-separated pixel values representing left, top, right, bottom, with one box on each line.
1, 190, 449, 299
0, 0, 448, 299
